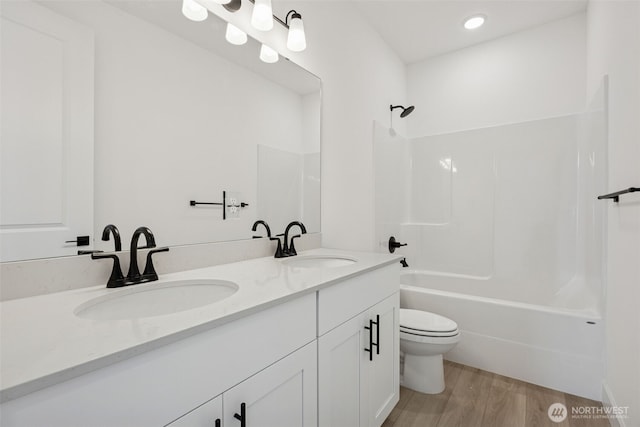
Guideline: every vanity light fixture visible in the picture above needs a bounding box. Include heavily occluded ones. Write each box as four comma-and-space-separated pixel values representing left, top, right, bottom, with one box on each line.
463, 14, 486, 30
259, 43, 279, 63
182, 0, 208, 22
225, 22, 248, 45
285, 10, 306, 52
251, 0, 274, 31
186, 0, 308, 62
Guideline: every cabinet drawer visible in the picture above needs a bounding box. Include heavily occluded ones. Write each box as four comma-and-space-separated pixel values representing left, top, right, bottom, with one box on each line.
317, 264, 399, 336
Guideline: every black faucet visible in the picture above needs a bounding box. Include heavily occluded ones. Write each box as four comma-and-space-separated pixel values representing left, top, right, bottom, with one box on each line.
92, 226, 168, 288
282, 221, 307, 257
251, 220, 272, 238
126, 227, 169, 284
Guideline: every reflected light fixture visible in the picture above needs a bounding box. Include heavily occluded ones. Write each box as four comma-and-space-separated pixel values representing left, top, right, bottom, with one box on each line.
463, 14, 486, 30
286, 10, 306, 52
251, 0, 274, 31
225, 23, 247, 45
259, 43, 279, 63
182, 0, 208, 22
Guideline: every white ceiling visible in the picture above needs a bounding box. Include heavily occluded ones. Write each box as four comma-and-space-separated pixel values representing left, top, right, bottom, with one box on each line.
354, 0, 587, 64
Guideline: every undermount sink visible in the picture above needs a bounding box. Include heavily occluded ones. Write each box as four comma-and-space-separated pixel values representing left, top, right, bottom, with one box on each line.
281, 255, 357, 269
75, 279, 239, 321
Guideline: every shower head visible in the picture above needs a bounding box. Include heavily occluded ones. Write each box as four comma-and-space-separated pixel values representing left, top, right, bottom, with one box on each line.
390, 104, 415, 118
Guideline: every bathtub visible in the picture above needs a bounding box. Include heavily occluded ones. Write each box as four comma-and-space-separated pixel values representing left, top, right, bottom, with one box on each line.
400, 271, 604, 400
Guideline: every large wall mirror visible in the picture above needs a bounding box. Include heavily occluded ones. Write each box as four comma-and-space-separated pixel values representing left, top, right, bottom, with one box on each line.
0, 0, 321, 262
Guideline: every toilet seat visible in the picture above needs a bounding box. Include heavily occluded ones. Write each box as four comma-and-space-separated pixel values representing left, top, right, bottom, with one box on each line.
400, 329, 460, 344
400, 309, 458, 337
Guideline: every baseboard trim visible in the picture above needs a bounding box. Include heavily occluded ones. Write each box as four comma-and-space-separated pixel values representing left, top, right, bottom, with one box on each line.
601, 382, 625, 427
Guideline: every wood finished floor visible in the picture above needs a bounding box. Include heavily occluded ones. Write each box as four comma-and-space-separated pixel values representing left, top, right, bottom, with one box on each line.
382, 361, 611, 427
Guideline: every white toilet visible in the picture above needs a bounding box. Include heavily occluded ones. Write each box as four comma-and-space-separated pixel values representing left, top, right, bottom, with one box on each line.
399, 308, 460, 394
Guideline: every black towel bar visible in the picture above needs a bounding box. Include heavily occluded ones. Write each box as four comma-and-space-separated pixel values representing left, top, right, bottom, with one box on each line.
597, 187, 639, 203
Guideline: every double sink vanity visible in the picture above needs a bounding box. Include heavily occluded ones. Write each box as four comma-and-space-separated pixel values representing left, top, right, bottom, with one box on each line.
1, 248, 401, 427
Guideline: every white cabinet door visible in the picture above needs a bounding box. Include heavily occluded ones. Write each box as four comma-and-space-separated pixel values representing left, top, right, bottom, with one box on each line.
224, 341, 317, 427
166, 395, 222, 427
366, 293, 400, 427
0, 1, 94, 261
318, 292, 400, 427
318, 311, 369, 427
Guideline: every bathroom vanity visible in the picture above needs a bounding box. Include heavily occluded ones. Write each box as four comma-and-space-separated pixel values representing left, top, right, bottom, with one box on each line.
0, 249, 400, 427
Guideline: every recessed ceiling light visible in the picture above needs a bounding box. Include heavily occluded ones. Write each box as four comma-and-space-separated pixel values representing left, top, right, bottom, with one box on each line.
463, 15, 486, 30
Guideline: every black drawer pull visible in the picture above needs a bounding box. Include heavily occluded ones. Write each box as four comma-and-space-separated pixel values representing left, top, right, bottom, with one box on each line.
372, 314, 380, 355
234, 402, 246, 427
364, 319, 374, 361
215, 419, 221, 427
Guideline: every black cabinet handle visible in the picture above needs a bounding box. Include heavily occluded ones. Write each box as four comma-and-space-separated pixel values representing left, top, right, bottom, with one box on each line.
234, 402, 246, 427
215, 419, 221, 427
364, 319, 374, 361
372, 314, 380, 355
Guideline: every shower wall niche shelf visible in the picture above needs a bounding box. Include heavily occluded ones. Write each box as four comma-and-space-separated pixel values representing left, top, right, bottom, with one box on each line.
597, 187, 639, 203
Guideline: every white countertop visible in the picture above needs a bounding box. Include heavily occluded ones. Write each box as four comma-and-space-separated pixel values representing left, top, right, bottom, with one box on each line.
0, 248, 400, 403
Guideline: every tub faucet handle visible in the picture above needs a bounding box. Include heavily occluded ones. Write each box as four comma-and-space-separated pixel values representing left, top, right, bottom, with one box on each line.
388, 236, 407, 253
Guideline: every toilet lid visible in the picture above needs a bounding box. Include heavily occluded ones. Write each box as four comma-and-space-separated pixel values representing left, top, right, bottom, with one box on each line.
400, 309, 458, 334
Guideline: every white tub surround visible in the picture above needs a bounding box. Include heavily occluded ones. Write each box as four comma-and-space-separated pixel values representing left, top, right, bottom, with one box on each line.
0, 249, 400, 404
373, 85, 608, 402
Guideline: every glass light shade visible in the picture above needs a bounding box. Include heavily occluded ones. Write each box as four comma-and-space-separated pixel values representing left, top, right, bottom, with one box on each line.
463, 15, 485, 30
182, 0, 208, 22
287, 16, 306, 52
213, 0, 232, 4
251, 0, 273, 31
259, 44, 279, 63
225, 23, 247, 45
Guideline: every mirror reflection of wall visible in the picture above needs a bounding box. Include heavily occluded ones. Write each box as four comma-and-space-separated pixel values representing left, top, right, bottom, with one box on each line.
0, 0, 321, 262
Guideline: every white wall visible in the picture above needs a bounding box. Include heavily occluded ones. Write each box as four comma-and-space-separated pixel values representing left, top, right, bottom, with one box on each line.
407, 13, 586, 137
586, 1, 640, 424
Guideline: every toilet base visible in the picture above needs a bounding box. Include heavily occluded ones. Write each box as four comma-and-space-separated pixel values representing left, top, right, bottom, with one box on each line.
403, 353, 445, 394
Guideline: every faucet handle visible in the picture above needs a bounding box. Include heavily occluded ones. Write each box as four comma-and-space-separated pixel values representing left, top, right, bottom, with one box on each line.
142, 247, 169, 282
270, 236, 285, 258
289, 235, 302, 256
91, 252, 125, 288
